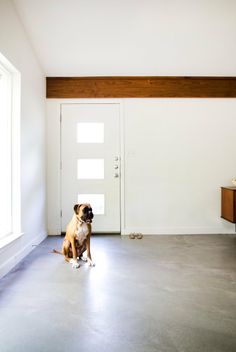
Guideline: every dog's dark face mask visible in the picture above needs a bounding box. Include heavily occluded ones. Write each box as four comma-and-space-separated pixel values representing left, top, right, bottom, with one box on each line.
74, 204, 94, 223
80, 207, 93, 224
81, 206, 94, 223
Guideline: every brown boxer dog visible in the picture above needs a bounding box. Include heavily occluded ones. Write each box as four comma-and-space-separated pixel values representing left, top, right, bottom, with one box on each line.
53, 204, 95, 268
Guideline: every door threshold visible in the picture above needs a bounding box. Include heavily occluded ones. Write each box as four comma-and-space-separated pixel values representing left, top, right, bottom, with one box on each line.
61, 232, 120, 236
92, 232, 121, 236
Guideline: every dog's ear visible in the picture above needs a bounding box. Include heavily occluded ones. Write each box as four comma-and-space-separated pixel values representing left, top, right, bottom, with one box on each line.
73, 204, 80, 214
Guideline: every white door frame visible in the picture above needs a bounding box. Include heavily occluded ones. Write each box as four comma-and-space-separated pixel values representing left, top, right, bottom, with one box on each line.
59, 99, 125, 234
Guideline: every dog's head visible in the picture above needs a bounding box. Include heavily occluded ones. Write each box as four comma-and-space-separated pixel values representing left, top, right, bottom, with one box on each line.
74, 203, 94, 224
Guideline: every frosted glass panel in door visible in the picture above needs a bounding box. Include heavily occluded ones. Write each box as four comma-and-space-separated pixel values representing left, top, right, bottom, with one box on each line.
77, 159, 104, 179
77, 122, 104, 143
77, 194, 105, 215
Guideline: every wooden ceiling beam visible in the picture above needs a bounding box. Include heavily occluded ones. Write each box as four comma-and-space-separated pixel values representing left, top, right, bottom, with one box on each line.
46, 76, 236, 98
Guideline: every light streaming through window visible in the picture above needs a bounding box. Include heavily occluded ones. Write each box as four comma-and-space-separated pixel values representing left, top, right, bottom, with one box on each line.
0, 64, 12, 237
0, 52, 21, 241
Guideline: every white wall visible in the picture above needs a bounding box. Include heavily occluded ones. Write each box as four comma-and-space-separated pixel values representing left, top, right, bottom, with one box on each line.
46, 98, 236, 236
0, 0, 46, 278
13, 0, 236, 76
124, 99, 236, 234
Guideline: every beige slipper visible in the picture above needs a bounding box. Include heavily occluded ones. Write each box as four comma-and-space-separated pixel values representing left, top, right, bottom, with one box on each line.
129, 233, 135, 239
137, 233, 143, 239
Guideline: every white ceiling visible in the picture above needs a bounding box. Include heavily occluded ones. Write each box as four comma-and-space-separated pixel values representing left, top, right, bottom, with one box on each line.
13, 0, 236, 76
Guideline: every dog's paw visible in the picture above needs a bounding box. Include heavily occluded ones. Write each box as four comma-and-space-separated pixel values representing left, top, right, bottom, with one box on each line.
69, 259, 80, 269
87, 259, 95, 267
78, 256, 87, 262
72, 262, 80, 269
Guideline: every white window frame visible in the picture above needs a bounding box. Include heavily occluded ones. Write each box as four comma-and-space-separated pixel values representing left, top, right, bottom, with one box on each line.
0, 52, 22, 248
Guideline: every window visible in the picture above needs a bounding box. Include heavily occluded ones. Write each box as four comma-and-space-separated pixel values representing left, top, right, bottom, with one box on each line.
0, 53, 21, 243
0, 63, 12, 236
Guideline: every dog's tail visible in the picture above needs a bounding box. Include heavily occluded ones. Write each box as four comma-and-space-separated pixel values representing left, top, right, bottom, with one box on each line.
53, 249, 63, 255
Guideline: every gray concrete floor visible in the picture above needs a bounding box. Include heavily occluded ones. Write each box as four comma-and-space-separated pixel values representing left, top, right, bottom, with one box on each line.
0, 235, 236, 352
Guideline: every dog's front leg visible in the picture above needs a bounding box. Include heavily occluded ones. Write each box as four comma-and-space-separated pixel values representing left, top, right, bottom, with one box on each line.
86, 233, 95, 267
70, 238, 80, 268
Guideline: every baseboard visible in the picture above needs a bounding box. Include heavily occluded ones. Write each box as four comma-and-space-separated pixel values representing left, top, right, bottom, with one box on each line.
121, 226, 236, 235
47, 228, 61, 236
0, 231, 47, 280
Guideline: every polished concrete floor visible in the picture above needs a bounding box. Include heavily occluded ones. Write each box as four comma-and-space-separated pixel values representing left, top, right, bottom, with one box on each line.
0, 234, 236, 352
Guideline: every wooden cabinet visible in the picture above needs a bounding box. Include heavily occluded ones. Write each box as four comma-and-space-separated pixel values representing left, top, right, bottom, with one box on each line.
221, 187, 236, 223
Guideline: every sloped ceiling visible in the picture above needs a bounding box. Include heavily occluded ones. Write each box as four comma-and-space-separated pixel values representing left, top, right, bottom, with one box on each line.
13, 0, 236, 76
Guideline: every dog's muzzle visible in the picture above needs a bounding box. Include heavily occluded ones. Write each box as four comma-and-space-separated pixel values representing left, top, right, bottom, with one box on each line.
81, 207, 94, 223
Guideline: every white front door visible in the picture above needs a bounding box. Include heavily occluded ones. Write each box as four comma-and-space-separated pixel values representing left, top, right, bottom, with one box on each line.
61, 103, 120, 233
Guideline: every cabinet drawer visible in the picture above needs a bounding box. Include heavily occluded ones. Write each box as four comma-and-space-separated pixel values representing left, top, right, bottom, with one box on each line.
221, 187, 236, 223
